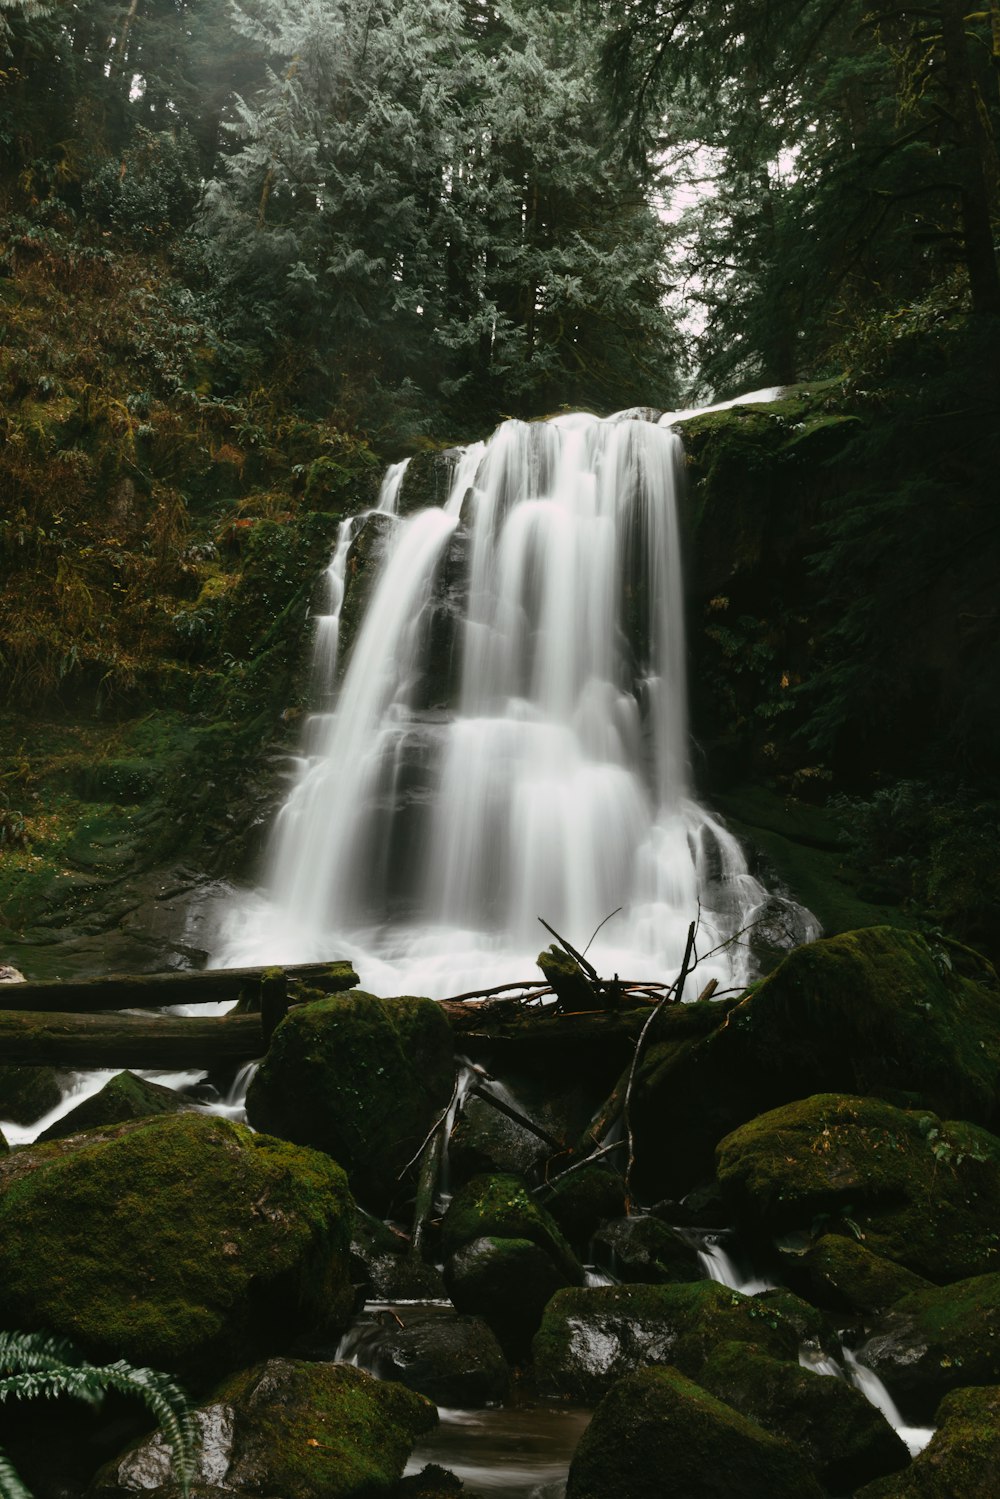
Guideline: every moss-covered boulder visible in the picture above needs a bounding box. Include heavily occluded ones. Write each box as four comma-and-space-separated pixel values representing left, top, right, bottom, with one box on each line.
0, 1113, 354, 1381
532, 1281, 829, 1402
444, 1236, 570, 1359
440, 1173, 583, 1284
340, 1304, 509, 1408
591, 1216, 702, 1286
38, 1070, 193, 1142
246, 991, 454, 1211
627, 927, 1000, 1199
0, 1065, 64, 1126
90, 1358, 436, 1499
854, 1274, 1000, 1422
698, 1339, 909, 1491
855, 1385, 1000, 1499
542, 1162, 627, 1248
565, 1366, 824, 1499
716, 1094, 1000, 1283
782, 1233, 932, 1316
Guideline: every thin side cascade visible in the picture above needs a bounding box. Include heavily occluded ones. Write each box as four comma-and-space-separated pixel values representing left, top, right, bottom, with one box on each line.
215, 409, 816, 996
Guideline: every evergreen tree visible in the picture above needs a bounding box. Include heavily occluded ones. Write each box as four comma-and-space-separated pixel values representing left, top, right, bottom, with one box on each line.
199, 0, 680, 424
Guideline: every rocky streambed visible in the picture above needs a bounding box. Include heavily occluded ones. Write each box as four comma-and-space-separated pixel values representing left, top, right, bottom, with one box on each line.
1, 925, 1000, 1497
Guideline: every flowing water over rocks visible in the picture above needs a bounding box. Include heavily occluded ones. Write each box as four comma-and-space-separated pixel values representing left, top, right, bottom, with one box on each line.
215, 406, 814, 995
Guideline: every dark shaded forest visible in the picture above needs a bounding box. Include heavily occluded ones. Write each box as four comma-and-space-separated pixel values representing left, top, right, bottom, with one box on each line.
1, 0, 998, 956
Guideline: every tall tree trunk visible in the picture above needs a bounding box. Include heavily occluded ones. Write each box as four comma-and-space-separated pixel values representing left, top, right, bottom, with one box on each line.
939, 0, 1000, 313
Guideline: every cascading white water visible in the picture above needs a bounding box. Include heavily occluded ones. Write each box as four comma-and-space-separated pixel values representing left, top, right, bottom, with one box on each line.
216, 408, 811, 995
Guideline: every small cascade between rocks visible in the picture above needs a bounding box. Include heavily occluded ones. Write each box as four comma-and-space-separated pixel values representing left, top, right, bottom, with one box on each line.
214, 400, 816, 995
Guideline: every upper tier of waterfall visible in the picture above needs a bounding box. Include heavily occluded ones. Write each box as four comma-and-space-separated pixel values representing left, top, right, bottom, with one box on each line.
214, 403, 815, 997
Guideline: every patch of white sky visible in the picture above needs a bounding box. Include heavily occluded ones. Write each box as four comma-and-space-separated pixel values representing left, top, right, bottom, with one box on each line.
649, 134, 802, 397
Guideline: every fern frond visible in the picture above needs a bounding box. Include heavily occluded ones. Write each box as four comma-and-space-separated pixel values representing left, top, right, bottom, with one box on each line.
96, 1363, 198, 1496
0, 1331, 85, 1376
0, 1335, 198, 1499
0, 1445, 33, 1499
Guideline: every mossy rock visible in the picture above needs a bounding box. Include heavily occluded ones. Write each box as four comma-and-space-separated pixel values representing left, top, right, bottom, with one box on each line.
0, 1113, 355, 1382
698, 1338, 909, 1492
781, 1233, 932, 1316
532, 1280, 828, 1402
565, 1365, 824, 1499
628, 927, 1000, 1200
542, 1161, 627, 1249
855, 1274, 1000, 1422
591, 1216, 702, 1286
439, 1172, 583, 1285
0, 1064, 64, 1126
716, 1093, 1000, 1283
38, 1070, 193, 1142
350, 1207, 446, 1301
0, 1128, 6, 1155
246, 991, 454, 1212
855, 1385, 1000, 1498
447, 1090, 548, 1183
91, 1357, 435, 1499
444, 1235, 570, 1360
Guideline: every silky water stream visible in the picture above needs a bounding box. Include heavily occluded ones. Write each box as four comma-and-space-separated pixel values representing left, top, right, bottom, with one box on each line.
6, 396, 922, 1494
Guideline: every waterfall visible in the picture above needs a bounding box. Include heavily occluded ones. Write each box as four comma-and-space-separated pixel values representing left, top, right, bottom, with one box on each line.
215, 408, 809, 996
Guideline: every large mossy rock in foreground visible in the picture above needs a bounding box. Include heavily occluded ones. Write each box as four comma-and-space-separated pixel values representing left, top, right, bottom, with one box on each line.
855, 1273, 1000, 1423
628, 927, 1000, 1199
0, 1114, 354, 1381
532, 1280, 829, 1402
90, 1358, 436, 1499
246, 991, 454, 1211
717, 1094, 1000, 1284
565, 1366, 824, 1499
856, 1385, 1000, 1499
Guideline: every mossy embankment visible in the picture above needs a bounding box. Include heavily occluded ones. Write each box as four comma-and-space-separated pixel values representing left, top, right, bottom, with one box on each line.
0, 215, 384, 970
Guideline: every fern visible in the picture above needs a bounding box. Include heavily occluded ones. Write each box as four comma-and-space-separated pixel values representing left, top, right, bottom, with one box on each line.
0, 1331, 197, 1499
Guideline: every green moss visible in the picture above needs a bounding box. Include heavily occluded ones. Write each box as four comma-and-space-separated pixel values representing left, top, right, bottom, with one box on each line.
0, 1113, 355, 1381
37, 1070, 191, 1142
210, 1360, 435, 1498
246, 991, 454, 1212
711, 785, 910, 935
786, 1233, 931, 1315
532, 1280, 826, 1401
628, 926, 1000, 1201
699, 1339, 908, 1491
440, 1173, 583, 1284
566, 1365, 824, 1499
857, 1385, 1000, 1497
717, 1094, 1000, 1282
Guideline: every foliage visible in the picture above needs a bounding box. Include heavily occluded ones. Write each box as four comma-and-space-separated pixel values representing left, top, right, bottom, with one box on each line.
0, 1328, 196, 1499
599, 0, 1000, 391
198, 0, 681, 426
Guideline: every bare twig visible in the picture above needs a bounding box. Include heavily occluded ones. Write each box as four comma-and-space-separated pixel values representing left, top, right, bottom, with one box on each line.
438, 979, 550, 1004
396, 1070, 463, 1181
581, 907, 624, 962
534, 1139, 627, 1197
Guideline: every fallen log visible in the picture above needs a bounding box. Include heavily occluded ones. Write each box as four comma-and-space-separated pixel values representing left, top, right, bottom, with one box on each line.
0, 1008, 266, 1068
0, 960, 358, 1015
